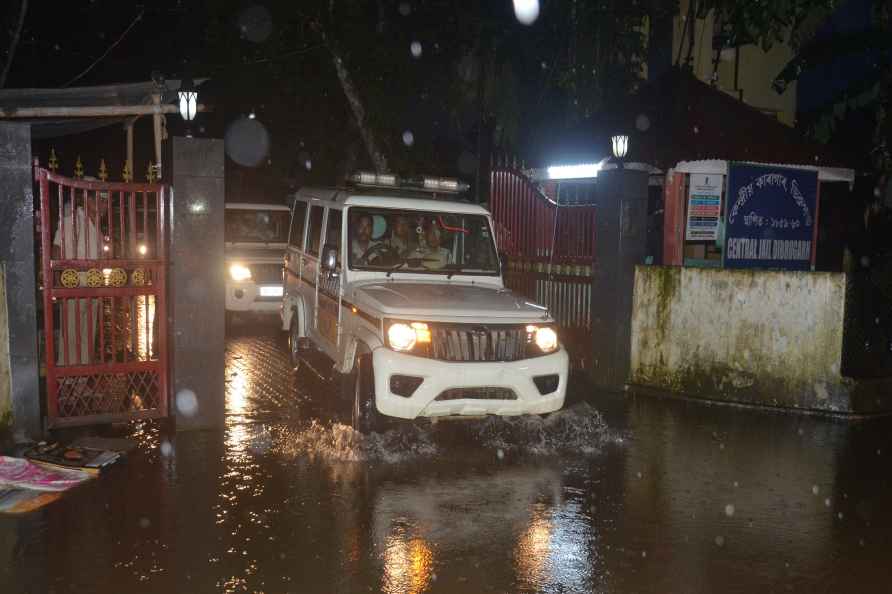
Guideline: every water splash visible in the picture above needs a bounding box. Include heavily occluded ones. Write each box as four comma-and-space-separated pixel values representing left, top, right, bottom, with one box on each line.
271, 403, 613, 463
473, 403, 613, 456
271, 420, 439, 464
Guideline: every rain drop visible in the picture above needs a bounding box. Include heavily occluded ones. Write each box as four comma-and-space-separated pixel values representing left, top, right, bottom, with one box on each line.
512, 0, 540, 25
402, 131, 415, 146
812, 485, 820, 495
715, 535, 725, 547
496, 449, 504, 460
724, 504, 735, 517
139, 517, 151, 529
175, 389, 199, 417
824, 498, 831, 507
305, 159, 312, 171
641, 550, 647, 558
636, 471, 642, 479
410, 41, 423, 58
838, 512, 844, 519
398, 2, 411, 16
160, 440, 173, 457
635, 113, 651, 132
860, 256, 870, 268
733, 481, 739, 488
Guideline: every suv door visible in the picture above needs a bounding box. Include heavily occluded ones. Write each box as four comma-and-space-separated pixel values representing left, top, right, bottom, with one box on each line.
284, 199, 308, 327
316, 207, 342, 359
302, 203, 326, 345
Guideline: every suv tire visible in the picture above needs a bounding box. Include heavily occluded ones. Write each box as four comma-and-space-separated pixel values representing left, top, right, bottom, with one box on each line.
289, 316, 301, 367
352, 354, 382, 434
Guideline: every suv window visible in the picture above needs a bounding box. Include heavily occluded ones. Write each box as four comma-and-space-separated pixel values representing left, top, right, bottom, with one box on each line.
324, 209, 343, 266
348, 207, 499, 275
306, 205, 325, 256
225, 209, 290, 243
289, 201, 308, 248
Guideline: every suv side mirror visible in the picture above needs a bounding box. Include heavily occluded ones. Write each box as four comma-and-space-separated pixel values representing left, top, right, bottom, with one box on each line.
321, 244, 339, 273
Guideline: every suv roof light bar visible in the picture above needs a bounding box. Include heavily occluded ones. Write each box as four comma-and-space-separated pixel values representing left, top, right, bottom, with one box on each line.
348, 171, 468, 194
349, 171, 400, 187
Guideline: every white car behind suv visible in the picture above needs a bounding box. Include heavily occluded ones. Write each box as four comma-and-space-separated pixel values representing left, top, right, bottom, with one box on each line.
282, 173, 568, 432
225, 202, 290, 328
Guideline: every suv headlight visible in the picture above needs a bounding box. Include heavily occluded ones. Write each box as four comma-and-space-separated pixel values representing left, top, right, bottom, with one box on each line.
229, 263, 252, 281
527, 325, 558, 353
386, 321, 432, 352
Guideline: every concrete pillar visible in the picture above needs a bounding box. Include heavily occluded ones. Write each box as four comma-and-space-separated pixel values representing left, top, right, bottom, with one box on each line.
169, 137, 225, 431
0, 123, 41, 440
589, 168, 649, 391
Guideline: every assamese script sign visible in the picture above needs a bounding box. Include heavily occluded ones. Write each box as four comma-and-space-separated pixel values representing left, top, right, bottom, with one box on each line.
724, 163, 818, 271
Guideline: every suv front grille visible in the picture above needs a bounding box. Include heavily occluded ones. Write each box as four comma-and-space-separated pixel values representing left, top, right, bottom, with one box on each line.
430, 325, 528, 362
250, 263, 282, 283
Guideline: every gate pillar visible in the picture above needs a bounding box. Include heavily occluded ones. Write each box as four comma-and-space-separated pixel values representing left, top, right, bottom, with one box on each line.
0, 123, 40, 440
170, 137, 225, 431
590, 168, 649, 391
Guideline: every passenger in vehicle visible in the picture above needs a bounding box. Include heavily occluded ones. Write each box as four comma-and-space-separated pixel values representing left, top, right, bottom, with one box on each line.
351, 214, 381, 263
389, 215, 417, 256
418, 222, 451, 269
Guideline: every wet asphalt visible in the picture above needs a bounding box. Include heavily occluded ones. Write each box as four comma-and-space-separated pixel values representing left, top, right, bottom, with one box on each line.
2, 320, 892, 593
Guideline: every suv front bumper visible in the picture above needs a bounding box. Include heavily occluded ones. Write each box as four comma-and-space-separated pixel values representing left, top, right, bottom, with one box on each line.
372, 347, 568, 419
226, 281, 283, 313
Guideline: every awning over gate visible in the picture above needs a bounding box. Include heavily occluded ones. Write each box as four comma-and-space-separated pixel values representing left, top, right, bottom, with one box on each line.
0, 79, 206, 139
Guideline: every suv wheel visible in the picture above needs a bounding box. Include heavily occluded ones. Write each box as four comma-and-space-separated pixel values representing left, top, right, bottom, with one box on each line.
352, 355, 382, 434
289, 317, 301, 367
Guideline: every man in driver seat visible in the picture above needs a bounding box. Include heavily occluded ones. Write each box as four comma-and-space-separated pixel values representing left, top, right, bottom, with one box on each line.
351, 214, 381, 263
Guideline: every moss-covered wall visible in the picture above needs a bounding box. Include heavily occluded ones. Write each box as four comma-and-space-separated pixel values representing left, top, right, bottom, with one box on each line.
0, 264, 10, 425
629, 266, 861, 412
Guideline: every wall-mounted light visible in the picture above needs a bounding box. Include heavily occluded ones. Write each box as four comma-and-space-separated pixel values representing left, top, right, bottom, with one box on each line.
546, 162, 604, 180
178, 76, 198, 122
611, 135, 629, 160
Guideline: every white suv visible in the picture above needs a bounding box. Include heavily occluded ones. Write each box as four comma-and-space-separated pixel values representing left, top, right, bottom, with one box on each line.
282, 173, 568, 432
225, 203, 290, 327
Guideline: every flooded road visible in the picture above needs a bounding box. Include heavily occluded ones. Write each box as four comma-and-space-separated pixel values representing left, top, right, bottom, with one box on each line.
3, 321, 892, 593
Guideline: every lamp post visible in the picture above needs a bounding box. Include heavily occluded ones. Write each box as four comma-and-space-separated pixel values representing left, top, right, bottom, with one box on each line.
178, 76, 198, 137
611, 134, 629, 169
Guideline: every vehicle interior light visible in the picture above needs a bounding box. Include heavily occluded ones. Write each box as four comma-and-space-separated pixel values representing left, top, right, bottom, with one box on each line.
229, 263, 252, 281
138, 244, 148, 256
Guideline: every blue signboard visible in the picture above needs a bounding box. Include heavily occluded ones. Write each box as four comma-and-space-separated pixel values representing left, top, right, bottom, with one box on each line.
724, 163, 819, 270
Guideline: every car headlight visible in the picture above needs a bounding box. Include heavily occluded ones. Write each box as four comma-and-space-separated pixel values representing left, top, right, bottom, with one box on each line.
386, 321, 431, 352
388, 323, 416, 351
527, 325, 558, 353
229, 263, 252, 281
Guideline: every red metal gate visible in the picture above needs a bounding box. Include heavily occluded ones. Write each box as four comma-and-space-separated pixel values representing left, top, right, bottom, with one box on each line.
36, 166, 168, 428
490, 164, 597, 369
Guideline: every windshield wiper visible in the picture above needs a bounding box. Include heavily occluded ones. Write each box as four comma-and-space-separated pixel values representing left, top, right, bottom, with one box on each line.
386, 259, 410, 278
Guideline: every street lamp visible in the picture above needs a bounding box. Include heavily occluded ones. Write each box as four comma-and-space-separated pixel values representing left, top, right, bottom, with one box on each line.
611, 134, 629, 159
178, 76, 198, 122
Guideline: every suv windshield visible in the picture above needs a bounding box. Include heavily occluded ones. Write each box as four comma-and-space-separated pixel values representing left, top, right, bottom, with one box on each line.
348, 207, 499, 275
225, 209, 290, 243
